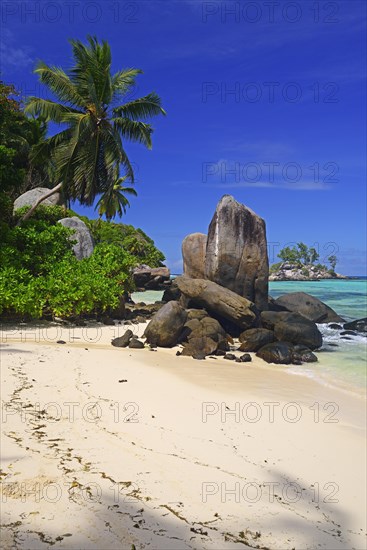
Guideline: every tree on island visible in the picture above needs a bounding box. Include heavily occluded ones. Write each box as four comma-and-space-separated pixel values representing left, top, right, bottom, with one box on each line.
278, 246, 300, 264
328, 255, 338, 272
277, 242, 319, 265
20, 36, 165, 222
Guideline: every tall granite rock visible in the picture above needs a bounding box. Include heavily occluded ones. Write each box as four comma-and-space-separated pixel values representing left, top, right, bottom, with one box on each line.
204, 195, 269, 311
182, 233, 207, 278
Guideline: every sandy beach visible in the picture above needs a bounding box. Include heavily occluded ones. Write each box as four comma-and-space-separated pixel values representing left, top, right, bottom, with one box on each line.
1, 322, 366, 550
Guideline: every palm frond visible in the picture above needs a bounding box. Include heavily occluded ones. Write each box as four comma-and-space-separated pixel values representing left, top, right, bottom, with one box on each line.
113, 118, 153, 149
113, 92, 166, 120
111, 68, 142, 97
34, 61, 85, 107
25, 97, 82, 123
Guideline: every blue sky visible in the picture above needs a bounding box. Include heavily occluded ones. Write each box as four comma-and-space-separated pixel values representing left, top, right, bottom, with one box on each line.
1, 0, 366, 274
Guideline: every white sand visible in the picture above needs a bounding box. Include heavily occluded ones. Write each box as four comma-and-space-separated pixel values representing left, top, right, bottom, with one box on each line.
1, 322, 366, 549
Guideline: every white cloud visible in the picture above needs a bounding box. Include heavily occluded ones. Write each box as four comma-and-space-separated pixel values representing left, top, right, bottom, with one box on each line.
0, 29, 33, 69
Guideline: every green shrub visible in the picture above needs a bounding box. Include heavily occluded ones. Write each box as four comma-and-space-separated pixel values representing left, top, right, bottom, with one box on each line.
0, 220, 75, 275
301, 268, 310, 277
13, 204, 74, 225
38, 245, 135, 318
0, 221, 136, 319
88, 219, 165, 267
0, 192, 14, 223
0, 205, 165, 320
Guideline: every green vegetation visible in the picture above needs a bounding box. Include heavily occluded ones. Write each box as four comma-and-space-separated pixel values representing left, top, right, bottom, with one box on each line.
0, 81, 50, 197
0, 38, 167, 321
96, 175, 137, 221
277, 242, 319, 265
88, 219, 165, 267
270, 243, 339, 275
328, 255, 338, 272
0, 205, 164, 320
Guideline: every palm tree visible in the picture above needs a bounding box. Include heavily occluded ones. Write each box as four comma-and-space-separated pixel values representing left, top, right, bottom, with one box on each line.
21, 36, 165, 221
96, 174, 137, 221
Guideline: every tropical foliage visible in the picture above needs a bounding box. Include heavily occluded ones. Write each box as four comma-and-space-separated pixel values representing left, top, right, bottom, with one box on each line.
0, 81, 50, 197
277, 242, 319, 265
96, 175, 137, 221
25, 36, 165, 211
0, 205, 165, 320
88, 218, 165, 267
328, 255, 338, 272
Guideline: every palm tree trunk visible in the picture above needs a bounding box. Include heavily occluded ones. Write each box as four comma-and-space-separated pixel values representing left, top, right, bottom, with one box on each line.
17, 183, 63, 225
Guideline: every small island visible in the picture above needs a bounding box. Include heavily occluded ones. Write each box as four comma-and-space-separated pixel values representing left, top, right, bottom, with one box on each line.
269, 242, 348, 281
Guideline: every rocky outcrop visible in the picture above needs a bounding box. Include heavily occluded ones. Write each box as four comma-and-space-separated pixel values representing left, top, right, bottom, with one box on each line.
175, 276, 258, 331
269, 262, 348, 281
128, 337, 145, 348
13, 187, 63, 211
273, 317, 322, 350
162, 280, 181, 302
58, 217, 94, 260
256, 342, 317, 364
181, 316, 229, 351
204, 195, 269, 310
343, 317, 367, 333
239, 328, 275, 352
292, 345, 318, 363
182, 233, 207, 279
133, 265, 170, 291
181, 337, 218, 360
274, 292, 344, 323
256, 342, 294, 364
111, 330, 133, 348
186, 308, 209, 321
125, 302, 163, 323
260, 310, 322, 350
144, 301, 187, 347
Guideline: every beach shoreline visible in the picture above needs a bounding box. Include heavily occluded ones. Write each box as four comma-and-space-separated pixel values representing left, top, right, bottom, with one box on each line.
1, 324, 366, 549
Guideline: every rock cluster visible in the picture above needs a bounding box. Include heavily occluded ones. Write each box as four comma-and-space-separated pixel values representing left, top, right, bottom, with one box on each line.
111, 275, 331, 364
182, 195, 269, 310
110, 196, 356, 366
133, 265, 171, 290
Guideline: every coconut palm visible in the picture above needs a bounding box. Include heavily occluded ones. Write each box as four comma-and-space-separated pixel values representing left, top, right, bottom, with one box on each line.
22, 36, 165, 221
96, 174, 137, 221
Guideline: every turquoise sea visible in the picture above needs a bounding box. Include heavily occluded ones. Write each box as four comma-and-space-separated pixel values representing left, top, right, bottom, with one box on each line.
132, 278, 367, 392
269, 279, 367, 392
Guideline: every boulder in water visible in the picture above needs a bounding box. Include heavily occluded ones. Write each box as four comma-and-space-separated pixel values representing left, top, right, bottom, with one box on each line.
274, 292, 344, 323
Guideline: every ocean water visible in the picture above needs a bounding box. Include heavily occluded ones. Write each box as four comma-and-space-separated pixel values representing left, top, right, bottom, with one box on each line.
269, 278, 367, 321
268, 279, 367, 392
132, 278, 367, 392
